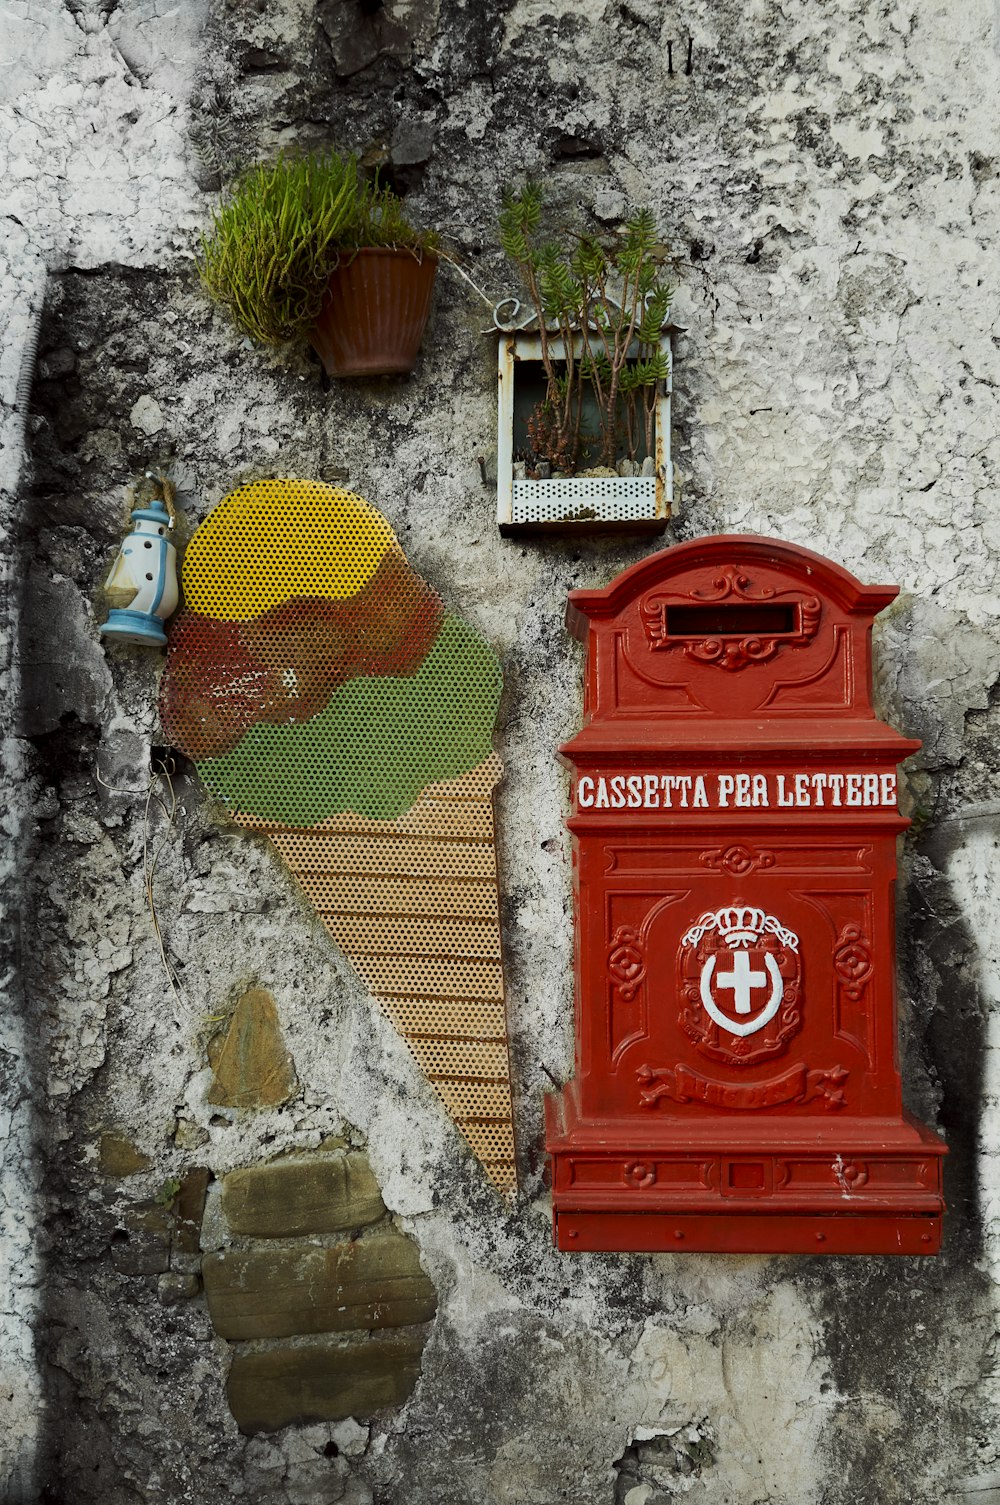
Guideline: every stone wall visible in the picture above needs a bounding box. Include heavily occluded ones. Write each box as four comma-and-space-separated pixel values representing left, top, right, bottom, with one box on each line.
3, 1, 1000, 1502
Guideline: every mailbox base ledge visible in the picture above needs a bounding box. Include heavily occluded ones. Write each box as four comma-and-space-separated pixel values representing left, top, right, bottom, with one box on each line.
550, 1209, 943, 1255
545, 1092, 946, 1255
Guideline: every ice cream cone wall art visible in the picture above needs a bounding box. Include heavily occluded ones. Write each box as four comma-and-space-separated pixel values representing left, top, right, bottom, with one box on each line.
160, 479, 517, 1195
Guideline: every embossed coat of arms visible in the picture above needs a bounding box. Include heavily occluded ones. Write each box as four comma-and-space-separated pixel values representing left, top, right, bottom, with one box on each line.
678, 905, 802, 1067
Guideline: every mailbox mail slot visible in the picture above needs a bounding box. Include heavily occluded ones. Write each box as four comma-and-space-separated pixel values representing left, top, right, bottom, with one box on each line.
545, 535, 947, 1255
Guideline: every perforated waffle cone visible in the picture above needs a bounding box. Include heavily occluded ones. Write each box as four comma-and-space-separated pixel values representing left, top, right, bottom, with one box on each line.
235, 754, 517, 1196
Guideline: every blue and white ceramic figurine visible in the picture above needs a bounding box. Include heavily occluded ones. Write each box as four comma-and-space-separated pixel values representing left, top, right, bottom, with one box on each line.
100, 497, 179, 647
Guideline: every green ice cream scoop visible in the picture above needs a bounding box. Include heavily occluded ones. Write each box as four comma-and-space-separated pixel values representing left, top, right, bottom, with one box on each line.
196, 614, 503, 825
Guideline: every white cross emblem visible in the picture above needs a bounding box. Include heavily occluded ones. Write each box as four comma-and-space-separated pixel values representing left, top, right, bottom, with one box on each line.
700, 948, 785, 1037
715, 950, 768, 1014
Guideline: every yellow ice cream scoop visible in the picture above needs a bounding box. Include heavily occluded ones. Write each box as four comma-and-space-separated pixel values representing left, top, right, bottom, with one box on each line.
181, 478, 396, 619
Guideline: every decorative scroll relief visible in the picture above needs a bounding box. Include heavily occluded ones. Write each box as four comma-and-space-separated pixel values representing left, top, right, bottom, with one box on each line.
834, 923, 874, 1001
637, 1061, 849, 1112
608, 925, 645, 1000
640, 567, 821, 672
700, 843, 775, 877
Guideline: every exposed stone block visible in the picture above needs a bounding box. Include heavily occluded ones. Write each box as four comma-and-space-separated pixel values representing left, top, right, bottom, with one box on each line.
330, 1417, 369, 1457
172, 1118, 210, 1152
110, 1205, 174, 1275
157, 1271, 200, 1305
173, 1167, 210, 1255
316, 0, 440, 79
207, 987, 298, 1110
202, 1227, 437, 1342
98, 1133, 150, 1178
226, 1330, 429, 1434
390, 123, 435, 168
220, 1152, 385, 1239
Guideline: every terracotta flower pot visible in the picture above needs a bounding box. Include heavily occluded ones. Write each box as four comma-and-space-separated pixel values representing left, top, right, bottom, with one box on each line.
309, 247, 439, 378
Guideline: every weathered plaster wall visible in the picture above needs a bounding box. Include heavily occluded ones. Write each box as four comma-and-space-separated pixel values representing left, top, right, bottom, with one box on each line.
3, 1, 1000, 1501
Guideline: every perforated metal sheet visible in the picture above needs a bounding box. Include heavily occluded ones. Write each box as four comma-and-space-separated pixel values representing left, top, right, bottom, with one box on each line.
161, 481, 516, 1195
511, 475, 657, 525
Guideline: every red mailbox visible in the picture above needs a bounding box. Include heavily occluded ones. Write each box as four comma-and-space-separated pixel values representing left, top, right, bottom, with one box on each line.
545, 535, 946, 1254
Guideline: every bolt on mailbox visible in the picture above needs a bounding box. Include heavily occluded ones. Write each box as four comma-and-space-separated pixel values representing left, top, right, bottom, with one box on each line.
545, 535, 946, 1255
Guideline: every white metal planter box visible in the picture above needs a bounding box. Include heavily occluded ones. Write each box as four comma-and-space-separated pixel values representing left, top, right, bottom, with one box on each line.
495, 321, 675, 536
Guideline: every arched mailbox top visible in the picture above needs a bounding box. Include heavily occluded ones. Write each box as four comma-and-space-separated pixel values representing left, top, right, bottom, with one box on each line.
567, 534, 898, 625
563, 534, 915, 755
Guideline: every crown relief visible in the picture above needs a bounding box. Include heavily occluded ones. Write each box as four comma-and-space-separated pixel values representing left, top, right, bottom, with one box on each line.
682, 905, 800, 954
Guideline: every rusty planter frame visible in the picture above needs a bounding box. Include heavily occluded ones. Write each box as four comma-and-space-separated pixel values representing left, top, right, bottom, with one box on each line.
496, 327, 674, 536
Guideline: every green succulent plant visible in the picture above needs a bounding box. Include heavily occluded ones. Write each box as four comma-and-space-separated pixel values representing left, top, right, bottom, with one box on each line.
200, 150, 438, 347
499, 184, 676, 473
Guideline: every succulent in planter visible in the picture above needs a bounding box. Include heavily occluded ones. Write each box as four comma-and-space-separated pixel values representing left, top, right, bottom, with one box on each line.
199, 150, 440, 377
498, 183, 676, 477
